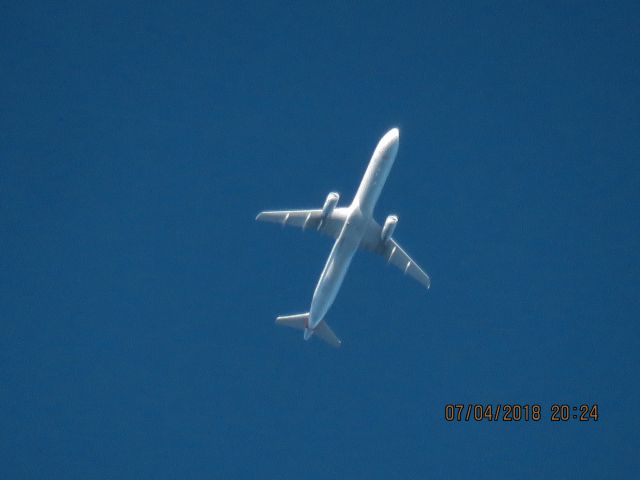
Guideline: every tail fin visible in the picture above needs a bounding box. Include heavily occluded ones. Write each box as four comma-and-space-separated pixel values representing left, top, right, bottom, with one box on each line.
275, 313, 342, 348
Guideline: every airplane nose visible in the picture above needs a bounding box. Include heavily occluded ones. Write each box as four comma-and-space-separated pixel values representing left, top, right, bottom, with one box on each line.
383, 128, 399, 144
372, 128, 400, 160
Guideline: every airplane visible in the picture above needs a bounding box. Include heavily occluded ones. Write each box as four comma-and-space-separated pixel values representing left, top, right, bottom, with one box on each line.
256, 128, 430, 347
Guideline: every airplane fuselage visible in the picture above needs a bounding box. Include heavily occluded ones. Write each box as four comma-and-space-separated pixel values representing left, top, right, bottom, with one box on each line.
258, 127, 430, 346
308, 128, 399, 331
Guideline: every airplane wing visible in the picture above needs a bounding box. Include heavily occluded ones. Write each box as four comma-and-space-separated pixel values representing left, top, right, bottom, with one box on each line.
379, 238, 431, 289
360, 222, 431, 289
255, 207, 348, 240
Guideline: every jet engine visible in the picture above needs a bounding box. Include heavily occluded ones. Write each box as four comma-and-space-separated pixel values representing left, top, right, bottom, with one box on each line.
321, 192, 339, 219
381, 215, 398, 242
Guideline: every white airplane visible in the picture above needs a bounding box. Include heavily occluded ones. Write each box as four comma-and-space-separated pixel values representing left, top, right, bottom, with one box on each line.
256, 128, 430, 347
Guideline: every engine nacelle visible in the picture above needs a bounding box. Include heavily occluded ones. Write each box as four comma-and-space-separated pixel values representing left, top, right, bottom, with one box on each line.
381, 215, 398, 242
321, 192, 339, 218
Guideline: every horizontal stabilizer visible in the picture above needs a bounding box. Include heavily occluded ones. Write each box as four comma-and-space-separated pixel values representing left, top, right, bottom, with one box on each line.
275, 313, 308, 331
314, 320, 342, 348
275, 313, 341, 348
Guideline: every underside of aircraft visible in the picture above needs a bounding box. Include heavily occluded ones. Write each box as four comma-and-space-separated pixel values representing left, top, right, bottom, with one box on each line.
257, 128, 429, 347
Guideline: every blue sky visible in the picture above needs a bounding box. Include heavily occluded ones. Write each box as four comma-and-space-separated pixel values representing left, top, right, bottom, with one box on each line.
2, 1, 639, 478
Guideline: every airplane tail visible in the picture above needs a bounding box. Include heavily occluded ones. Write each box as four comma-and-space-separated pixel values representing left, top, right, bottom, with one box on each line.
275, 313, 342, 348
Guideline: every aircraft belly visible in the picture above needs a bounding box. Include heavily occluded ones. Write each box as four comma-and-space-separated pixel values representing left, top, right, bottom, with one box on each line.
309, 228, 360, 327
354, 132, 399, 215
256, 127, 429, 347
